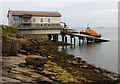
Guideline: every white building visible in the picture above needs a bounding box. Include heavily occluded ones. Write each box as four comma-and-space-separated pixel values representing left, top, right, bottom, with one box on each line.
7, 10, 61, 28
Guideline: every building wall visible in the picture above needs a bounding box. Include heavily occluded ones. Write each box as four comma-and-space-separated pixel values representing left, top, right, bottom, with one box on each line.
12, 16, 21, 28
31, 16, 60, 24
19, 30, 60, 34
8, 15, 22, 28
8, 15, 60, 28
8, 13, 13, 27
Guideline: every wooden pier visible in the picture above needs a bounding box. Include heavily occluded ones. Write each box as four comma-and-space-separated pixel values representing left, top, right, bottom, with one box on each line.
48, 28, 110, 45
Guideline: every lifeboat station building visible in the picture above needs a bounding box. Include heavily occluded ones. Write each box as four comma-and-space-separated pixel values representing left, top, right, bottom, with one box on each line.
7, 10, 62, 34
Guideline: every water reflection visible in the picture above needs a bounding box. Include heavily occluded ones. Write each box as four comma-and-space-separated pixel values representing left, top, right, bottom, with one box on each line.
59, 42, 101, 55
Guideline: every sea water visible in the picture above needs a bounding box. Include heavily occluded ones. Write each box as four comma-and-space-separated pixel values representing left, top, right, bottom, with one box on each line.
58, 27, 118, 73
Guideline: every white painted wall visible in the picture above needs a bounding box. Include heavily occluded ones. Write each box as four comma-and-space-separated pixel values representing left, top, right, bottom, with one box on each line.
31, 16, 60, 24
20, 30, 61, 34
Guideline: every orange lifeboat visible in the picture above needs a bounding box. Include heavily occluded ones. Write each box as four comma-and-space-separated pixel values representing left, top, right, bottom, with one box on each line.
80, 27, 102, 38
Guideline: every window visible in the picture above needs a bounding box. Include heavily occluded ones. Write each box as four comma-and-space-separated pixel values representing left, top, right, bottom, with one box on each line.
48, 24, 51, 27
13, 17, 19, 21
33, 18, 35, 22
48, 18, 50, 23
41, 18, 43, 23
40, 24, 43, 27
23, 18, 28, 22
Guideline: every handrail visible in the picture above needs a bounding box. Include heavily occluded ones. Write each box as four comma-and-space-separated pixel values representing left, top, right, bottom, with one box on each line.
18, 27, 64, 30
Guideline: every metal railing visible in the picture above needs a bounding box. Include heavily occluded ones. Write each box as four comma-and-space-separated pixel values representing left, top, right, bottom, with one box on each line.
18, 27, 64, 30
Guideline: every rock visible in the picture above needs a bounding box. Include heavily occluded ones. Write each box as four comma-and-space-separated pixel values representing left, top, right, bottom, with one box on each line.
80, 65, 88, 69
2, 77, 21, 82
25, 55, 47, 67
11, 39, 22, 55
11, 74, 34, 82
2, 38, 22, 55
76, 57, 81, 63
2, 40, 12, 55
18, 50, 28, 55
82, 60, 86, 63
19, 63, 27, 67
41, 70, 57, 77
69, 61, 78, 65
95, 69, 100, 74
37, 75, 53, 84
16, 33, 25, 39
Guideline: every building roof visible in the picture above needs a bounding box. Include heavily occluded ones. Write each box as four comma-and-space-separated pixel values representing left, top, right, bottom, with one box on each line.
9, 10, 61, 17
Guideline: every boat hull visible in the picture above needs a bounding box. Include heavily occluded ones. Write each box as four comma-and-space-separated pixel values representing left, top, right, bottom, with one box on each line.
80, 32, 102, 38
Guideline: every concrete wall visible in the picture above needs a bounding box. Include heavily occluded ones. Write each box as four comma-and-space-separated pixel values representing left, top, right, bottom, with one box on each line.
23, 34, 48, 42
19, 30, 60, 34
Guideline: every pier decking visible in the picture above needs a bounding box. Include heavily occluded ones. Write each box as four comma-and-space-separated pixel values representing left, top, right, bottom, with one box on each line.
59, 28, 110, 44
18, 27, 109, 44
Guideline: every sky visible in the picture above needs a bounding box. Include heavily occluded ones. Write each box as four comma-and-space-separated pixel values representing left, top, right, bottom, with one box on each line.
0, 0, 119, 28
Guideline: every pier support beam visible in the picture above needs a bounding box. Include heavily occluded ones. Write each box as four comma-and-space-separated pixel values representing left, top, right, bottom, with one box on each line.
62, 35, 65, 43
53, 35, 56, 41
56, 35, 58, 41
78, 37, 80, 44
74, 37, 76, 45
65, 36, 67, 43
70, 36, 72, 44
48, 34, 52, 40
86, 38, 89, 43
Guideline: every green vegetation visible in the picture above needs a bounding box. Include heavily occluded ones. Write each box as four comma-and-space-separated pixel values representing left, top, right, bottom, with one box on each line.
45, 60, 78, 83
1, 25, 19, 41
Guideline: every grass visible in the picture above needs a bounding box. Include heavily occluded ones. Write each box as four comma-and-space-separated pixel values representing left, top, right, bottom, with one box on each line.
1, 25, 19, 41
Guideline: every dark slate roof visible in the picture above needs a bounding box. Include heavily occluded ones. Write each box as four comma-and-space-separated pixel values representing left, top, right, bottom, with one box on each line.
9, 10, 61, 17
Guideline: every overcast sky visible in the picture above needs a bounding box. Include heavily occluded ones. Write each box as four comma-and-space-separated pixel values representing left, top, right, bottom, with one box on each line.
0, 0, 119, 28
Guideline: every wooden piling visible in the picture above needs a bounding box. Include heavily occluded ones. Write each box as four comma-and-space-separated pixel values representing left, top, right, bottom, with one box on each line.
78, 37, 80, 44
62, 35, 64, 43
56, 35, 58, 41
48, 34, 52, 40
65, 36, 67, 43
70, 36, 72, 44
74, 37, 76, 45
53, 35, 55, 41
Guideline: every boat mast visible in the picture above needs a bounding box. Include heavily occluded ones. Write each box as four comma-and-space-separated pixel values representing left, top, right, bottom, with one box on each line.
87, 23, 90, 29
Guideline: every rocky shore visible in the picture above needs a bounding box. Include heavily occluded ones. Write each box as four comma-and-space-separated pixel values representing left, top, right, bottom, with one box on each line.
1, 25, 120, 84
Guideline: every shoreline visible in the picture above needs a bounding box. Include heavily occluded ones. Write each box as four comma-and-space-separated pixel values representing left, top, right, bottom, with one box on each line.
1, 25, 120, 83
59, 44, 118, 74
2, 40, 120, 83
21, 40, 120, 83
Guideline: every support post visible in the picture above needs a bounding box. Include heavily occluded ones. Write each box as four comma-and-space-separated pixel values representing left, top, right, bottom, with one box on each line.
74, 37, 76, 45
65, 36, 67, 43
48, 34, 52, 40
55, 35, 57, 41
53, 35, 54, 41
71, 36, 72, 44
62, 35, 64, 43
56, 35, 58, 41
86, 38, 88, 43
78, 37, 80, 44
53, 35, 55, 41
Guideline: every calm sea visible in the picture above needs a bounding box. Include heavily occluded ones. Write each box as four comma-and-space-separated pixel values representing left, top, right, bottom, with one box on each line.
58, 27, 118, 73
